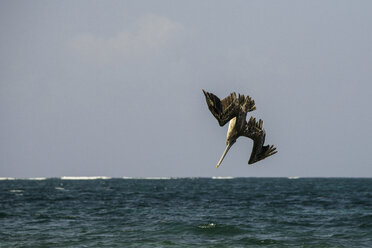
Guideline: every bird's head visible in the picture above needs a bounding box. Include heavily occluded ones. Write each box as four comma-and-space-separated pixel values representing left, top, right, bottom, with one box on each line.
226, 138, 236, 146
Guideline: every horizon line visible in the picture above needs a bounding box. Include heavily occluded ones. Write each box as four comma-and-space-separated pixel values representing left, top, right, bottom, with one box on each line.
1, 176, 372, 180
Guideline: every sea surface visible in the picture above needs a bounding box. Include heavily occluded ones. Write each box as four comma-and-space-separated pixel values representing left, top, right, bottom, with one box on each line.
1, 177, 371, 247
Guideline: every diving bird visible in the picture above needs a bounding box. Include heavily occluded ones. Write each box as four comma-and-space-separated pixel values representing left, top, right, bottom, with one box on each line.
202, 89, 277, 168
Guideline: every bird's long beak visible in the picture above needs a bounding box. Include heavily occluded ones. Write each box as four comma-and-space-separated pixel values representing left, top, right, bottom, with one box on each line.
216, 143, 233, 168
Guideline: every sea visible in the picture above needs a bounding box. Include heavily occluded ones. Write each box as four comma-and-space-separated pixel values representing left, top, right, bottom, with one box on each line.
1, 177, 371, 247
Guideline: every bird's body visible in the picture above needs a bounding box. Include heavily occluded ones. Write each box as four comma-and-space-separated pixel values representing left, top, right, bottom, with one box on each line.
226, 117, 237, 143
202, 89, 277, 167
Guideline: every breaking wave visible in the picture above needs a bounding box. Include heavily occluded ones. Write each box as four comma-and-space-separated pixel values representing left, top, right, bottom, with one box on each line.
60, 176, 112, 180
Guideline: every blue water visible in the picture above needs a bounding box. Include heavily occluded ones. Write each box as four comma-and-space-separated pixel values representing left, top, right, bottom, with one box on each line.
1, 178, 372, 247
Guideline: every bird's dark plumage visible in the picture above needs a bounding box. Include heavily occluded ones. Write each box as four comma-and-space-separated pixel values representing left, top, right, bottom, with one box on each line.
202, 89, 277, 167
202, 90, 238, 126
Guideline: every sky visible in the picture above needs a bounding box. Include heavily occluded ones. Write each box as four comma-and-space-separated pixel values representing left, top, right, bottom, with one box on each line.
1, 0, 372, 178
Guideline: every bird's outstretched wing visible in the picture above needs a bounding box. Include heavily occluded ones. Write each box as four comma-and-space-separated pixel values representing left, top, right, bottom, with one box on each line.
242, 117, 277, 164
238, 93, 256, 113
202, 89, 239, 126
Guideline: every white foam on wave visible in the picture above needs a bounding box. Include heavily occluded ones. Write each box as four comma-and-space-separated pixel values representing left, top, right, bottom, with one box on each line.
288, 177, 300, 179
28, 177, 46, 180
55, 187, 65, 190
198, 223, 217, 229
212, 176, 234, 179
61, 176, 111, 180
10, 189, 24, 193
1, 177, 46, 180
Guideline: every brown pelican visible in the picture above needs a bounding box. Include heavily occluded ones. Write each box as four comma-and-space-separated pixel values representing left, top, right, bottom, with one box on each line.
202, 89, 277, 167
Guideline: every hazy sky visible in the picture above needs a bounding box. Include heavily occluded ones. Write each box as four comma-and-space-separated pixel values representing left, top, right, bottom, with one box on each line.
1, 1, 372, 178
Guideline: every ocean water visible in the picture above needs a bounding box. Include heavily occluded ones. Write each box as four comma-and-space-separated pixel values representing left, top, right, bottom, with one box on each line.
1, 178, 371, 247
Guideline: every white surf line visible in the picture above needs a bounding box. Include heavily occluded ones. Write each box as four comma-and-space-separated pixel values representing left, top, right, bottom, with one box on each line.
0, 177, 16, 180
61, 176, 112, 180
